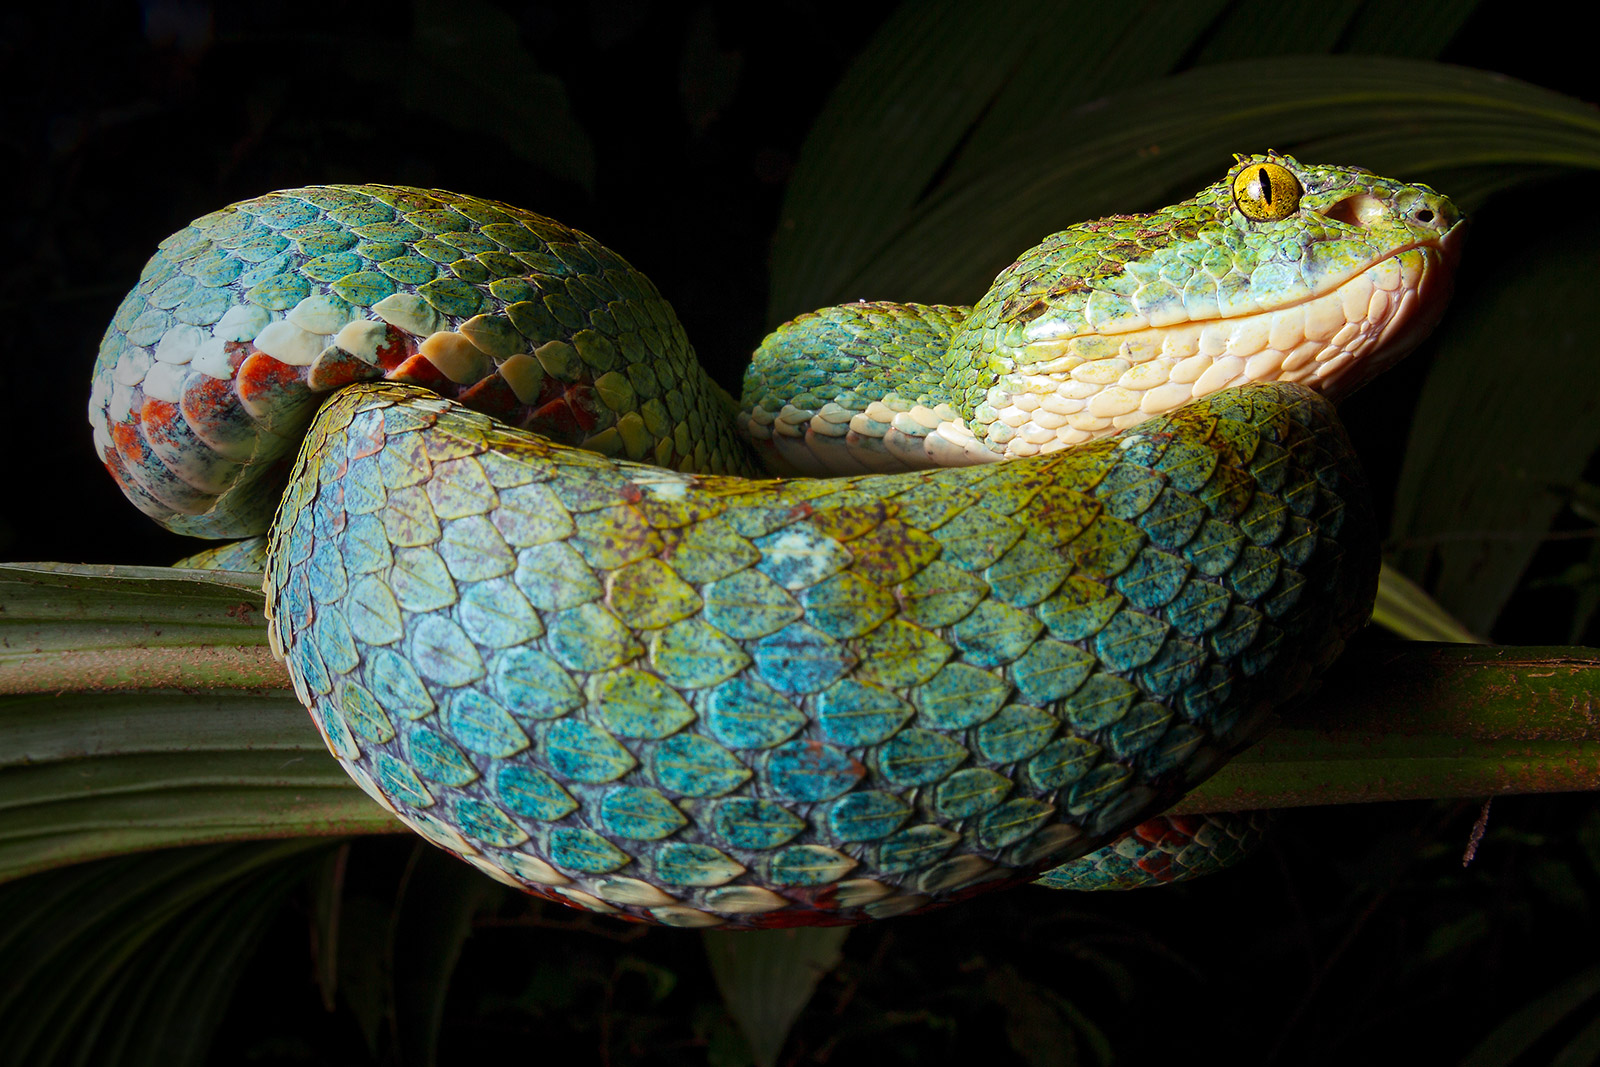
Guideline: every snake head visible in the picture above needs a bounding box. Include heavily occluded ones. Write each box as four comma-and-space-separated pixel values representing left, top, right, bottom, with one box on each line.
1229, 151, 1467, 397
958, 153, 1467, 457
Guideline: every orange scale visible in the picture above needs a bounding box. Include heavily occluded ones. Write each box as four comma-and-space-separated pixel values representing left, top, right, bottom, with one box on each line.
235, 351, 315, 430
385, 353, 455, 396
112, 408, 212, 514
455, 372, 521, 421
307, 346, 384, 393
180, 373, 256, 458
101, 442, 179, 522
137, 396, 242, 495
372, 323, 416, 371
524, 396, 586, 443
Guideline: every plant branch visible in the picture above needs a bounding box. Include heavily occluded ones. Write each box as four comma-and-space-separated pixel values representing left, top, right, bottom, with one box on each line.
5, 563, 1598, 882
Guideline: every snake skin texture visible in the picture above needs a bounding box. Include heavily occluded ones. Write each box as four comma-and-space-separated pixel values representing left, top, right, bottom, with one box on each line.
90, 155, 1464, 926
261, 379, 1374, 925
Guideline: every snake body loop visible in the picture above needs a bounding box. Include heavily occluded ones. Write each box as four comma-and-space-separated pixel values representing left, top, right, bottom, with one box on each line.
90, 156, 1464, 925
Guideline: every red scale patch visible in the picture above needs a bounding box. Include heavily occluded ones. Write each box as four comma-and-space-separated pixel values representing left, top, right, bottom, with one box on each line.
101, 442, 177, 521
386, 354, 456, 396
308, 347, 385, 393
137, 396, 242, 496
373, 324, 415, 371
112, 404, 211, 514
181, 372, 257, 458
456, 373, 521, 421
236, 351, 315, 430
526, 397, 587, 443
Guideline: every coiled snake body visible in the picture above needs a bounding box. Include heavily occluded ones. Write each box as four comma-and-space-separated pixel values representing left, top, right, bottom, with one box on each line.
90, 155, 1463, 927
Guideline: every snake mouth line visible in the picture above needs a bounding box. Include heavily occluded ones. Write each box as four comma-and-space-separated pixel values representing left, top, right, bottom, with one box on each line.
982, 223, 1467, 436
752, 221, 1468, 473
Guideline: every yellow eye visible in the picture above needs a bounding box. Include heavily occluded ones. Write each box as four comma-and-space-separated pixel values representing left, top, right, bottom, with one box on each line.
1232, 161, 1302, 222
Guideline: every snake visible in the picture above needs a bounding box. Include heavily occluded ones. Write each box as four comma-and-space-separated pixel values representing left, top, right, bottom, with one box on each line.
88, 154, 1464, 927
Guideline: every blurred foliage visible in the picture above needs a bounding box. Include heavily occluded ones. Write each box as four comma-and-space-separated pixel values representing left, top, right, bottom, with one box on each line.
5, 0, 1600, 1065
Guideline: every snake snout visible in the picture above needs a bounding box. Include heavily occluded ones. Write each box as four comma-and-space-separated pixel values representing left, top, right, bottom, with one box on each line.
1321, 186, 1463, 241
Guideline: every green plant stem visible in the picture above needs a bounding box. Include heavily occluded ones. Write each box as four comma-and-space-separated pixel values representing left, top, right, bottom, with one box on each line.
4, 563, 1599, 881
1176, 642, 1600, 813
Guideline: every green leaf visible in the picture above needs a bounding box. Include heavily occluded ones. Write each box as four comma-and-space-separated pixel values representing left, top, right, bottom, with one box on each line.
1192, 0, 1480, 62
984, 962, 1112, 1067
1392, 215, 1600, 636
0, 841, 331, 1065
771, 55, 1600, 318
1553, 1010, 1600, 1067
0, 563, 400, 884
703, 926, 849, 1067
310, 842, 351, 1012
1373, 561, 1484, 643
1338, 0, 1484, 57
1460, 965, 1600, 1067
1179, 644, 1600, 814
391, 846, 509, 1067
344, 0, 595, 191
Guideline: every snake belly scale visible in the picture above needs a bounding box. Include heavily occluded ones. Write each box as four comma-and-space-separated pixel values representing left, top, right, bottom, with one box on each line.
88, 155, 1464, 926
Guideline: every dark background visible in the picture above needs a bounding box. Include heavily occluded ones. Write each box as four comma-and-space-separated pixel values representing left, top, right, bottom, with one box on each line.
5, 3, 1600, 1065
5, 0, 1596, 568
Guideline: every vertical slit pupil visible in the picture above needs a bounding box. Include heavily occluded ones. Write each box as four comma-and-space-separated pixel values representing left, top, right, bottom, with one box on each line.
1258, 168, 1273, 204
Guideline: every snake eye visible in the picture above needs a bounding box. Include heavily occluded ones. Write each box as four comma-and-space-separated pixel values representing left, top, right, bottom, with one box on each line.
1232, 161, 1302, 222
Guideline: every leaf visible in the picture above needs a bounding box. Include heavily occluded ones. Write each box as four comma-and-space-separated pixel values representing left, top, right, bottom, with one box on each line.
1391, 215, 1600, 636
391, 845, 508, 1067
984, 961, 1112, 1067
336, 879, 402, 1059
702, 926, 849, 1067
310, 842, 351, 1011
1191, 0, 1482, 62
1373, 561, 1485, 643
344, 0, 595, 191
1553, 1010, 1600, 1067
0, 841, 331, 1065
1337, 0, 1485, 57
1460, 965, 1600, 1067
0, 563, 400, 883
1178, 644, 1600, 814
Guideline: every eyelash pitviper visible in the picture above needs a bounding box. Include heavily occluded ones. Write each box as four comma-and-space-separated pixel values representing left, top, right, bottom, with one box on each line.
90, 153, 1464, 926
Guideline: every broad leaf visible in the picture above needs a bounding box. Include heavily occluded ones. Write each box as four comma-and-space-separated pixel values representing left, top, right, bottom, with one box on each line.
703, 926, 849, 1067
0, 841, 331, 1065
1460, 965, 1600, 1067
1391, 218, 1600, 635
0, 563, 398, 884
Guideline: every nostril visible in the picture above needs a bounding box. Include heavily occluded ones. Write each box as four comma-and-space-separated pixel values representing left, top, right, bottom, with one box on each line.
1415, 208, 1436, 224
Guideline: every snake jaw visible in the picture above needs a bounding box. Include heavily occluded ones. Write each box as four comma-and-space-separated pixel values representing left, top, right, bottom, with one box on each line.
940, 160, 1469, 459
1309, 215, 1468, 401
735, 157, 1467, 476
